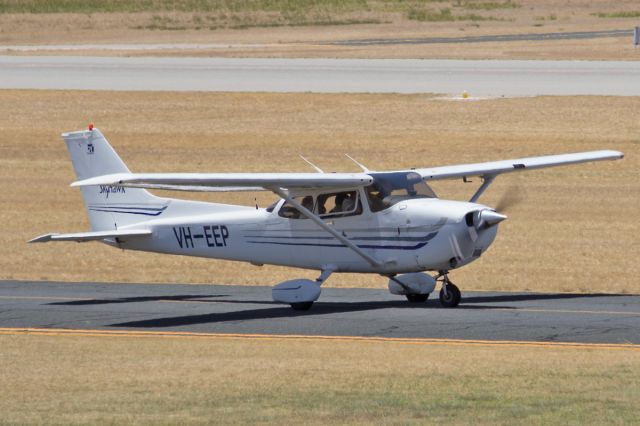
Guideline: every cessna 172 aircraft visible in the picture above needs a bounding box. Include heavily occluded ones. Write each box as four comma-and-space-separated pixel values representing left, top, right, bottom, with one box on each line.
31, 127, 623, 310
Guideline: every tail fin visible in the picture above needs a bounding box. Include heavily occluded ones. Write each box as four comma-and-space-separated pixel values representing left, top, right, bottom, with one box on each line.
62, 127, 165, 231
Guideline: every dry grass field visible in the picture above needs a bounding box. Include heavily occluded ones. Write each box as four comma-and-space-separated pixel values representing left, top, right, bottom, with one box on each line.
1, 0, 640, 60
1, 90, 638, 293
1, 332, 639, 424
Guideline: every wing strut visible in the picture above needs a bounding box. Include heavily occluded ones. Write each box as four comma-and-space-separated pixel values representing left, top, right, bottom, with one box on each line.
469, 175, 496, 203
271, 188, 382, 268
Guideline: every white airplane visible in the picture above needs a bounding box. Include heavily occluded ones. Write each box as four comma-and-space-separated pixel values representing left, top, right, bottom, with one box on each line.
31, 127, 623, 310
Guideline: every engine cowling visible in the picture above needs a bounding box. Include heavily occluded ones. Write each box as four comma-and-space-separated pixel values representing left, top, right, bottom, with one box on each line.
388, 273, 436, 295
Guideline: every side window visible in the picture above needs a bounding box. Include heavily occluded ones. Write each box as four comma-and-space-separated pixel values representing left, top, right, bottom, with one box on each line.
317, 191, 361, 218
278, 196, 314, 219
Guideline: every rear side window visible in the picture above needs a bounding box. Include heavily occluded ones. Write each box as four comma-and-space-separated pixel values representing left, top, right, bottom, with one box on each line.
317, 191, 361, 218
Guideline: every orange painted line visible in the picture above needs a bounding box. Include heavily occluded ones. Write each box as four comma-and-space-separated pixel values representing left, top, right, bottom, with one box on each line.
0, 327, 638, 351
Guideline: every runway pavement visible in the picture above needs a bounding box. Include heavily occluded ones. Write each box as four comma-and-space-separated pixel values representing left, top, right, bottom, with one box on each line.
1, 280, 638, 344
1, 56, 639, 96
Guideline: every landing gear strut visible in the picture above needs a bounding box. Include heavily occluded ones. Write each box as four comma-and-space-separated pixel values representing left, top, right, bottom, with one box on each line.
435, 271, 461, 308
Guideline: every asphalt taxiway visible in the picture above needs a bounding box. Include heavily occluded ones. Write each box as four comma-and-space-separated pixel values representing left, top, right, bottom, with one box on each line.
1, 280, 638, 344
330, 29, 633, 46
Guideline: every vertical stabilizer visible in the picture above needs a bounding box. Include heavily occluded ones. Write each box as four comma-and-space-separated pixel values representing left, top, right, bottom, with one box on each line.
62, 127, 166, 231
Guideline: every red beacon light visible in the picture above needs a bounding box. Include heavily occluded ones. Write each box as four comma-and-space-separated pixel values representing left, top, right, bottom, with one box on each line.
88, 123, 94, 131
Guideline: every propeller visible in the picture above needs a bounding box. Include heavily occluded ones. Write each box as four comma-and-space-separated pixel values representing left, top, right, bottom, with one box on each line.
494, 183, 526, 213
454, 184, 521, 266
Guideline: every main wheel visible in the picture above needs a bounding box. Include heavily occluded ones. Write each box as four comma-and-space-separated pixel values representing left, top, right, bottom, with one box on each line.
406, 294, 429, 303
290, 302, 314, 311
439, 283, 461, 308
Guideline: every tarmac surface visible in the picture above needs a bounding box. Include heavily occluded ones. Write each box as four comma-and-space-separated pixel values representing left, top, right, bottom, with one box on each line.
1, 280, 638, 344
1, 56, 640, 96
330, 29, 633, 46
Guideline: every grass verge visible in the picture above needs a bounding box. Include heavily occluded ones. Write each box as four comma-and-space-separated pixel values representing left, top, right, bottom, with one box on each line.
1, 333, 638, 424
593, 10, 640, 19
0, 0, 508, 29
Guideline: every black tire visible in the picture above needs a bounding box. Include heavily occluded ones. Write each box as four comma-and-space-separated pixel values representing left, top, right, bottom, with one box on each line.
406, 294, 429, 303
439, 283, 461, 308
290, 302, 314, 311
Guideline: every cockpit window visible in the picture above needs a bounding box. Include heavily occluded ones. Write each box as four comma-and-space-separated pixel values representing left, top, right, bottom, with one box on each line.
278, 196, 314, 219
366, 172, 437, 212
266, 201, 279, 213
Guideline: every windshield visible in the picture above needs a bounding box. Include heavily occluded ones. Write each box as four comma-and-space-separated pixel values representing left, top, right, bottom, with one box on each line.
366, 172, 437, 212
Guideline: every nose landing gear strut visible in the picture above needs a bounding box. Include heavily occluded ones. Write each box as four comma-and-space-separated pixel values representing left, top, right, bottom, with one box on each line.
435, 271, 461, 308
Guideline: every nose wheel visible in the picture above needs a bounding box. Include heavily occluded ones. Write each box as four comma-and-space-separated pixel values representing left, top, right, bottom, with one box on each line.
436, 272, 461, 308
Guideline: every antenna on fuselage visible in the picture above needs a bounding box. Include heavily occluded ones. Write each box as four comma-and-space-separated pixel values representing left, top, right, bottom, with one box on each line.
345, 154, 371, 173
299, 155, 325, 173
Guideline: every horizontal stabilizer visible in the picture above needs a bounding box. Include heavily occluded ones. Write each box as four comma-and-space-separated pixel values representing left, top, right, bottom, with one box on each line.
29, 229, 152, 243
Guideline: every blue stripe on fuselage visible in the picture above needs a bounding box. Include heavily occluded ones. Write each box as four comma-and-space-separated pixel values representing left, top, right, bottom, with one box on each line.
246, 231, 438, 250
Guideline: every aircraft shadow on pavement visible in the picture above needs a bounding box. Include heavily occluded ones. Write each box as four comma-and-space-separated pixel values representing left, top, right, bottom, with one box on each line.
108, 293, 611, 329
110, 300, 431, 328
52, 292, 625, 329
47, 294, 227, 306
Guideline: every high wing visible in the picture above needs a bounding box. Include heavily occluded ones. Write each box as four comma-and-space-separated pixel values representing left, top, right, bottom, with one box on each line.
71, 172, 374, 192
29, 229, 152, 243
70, 150, 622, 194
409, 150, 623, 181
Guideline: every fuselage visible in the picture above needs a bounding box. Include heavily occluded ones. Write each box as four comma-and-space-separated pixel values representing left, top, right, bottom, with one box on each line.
117, 193, 500, 275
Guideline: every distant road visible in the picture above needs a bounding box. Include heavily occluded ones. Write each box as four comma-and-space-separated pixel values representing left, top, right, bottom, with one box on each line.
1, 280, 638, 344
1, 56, 639, 96
330, 29, 633, 46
